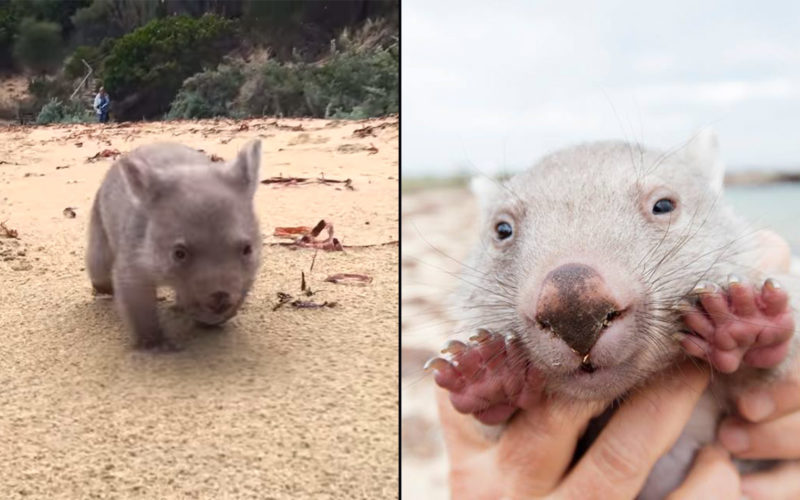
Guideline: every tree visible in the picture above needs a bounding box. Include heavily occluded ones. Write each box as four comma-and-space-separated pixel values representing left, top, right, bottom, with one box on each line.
71, 0, 159, 45
13, 17, 62, 74
102, 14, 235, 120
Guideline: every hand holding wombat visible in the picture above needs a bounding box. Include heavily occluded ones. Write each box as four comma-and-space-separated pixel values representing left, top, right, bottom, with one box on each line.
86, 140, 262, 350
429, 130, 798, 498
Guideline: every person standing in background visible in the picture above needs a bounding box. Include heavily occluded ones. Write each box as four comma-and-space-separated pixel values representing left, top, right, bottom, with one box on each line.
94, 87, 110, 123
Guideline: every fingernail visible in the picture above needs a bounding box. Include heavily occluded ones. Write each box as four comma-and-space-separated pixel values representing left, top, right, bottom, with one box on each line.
423, 357, 448, 372
718, 423, 749, 453
728, 274, 743, 287
441, 340, 466, 355
742, 391, 775, 422
670, 331, 685, 342
765, 278, 782, 290
469, 328, 492, 344
691, 282, 719, 295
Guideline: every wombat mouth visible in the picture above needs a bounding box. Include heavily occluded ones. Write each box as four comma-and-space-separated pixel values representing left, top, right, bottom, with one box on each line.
580, 355, 596, 373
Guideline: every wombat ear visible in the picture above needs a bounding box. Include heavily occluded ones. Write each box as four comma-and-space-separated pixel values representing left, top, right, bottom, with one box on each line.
470, 176, 501, 215
227, 139, 261, 196
685, 128, 725, 193
119, 155, 158, 204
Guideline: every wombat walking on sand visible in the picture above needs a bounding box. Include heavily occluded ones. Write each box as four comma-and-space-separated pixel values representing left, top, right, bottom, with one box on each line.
87, 140, 262, 350
429, 130, 798, 498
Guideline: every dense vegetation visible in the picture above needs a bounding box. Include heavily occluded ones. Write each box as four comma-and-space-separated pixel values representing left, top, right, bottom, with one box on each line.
0, 0, 398, 123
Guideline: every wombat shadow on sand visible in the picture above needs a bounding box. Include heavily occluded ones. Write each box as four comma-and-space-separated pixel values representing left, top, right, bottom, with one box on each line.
75, 293, 272, 370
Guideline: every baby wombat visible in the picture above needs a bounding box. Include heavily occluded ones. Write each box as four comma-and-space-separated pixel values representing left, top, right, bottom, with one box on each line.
86, 140, 262, 350
432, 130, 798, 498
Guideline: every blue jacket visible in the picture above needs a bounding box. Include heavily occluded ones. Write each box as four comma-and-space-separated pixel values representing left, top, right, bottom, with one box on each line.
94, 93, 109, 113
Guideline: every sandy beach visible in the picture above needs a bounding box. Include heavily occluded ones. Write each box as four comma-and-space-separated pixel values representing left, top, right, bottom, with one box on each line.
0, 116, 398, 498
401, 186, 479, 500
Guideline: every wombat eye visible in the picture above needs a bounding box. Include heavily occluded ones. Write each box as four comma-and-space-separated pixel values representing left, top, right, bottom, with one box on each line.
495, 222, 513, 240
242, 244, 252, 256
173, 247, 188, 261
652, 198, 676, 214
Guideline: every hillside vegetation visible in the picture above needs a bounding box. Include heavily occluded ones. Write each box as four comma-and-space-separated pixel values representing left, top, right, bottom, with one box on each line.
0, 0, 398, 123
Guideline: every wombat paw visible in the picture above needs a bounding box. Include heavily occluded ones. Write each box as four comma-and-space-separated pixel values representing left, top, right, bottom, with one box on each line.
681, 277, 794, 373
426, 330, 541, 425
91, 283, 113, 296
134, 335, 182, 353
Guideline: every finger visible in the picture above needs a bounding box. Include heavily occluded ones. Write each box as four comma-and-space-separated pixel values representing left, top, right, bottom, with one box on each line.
719, 412, 800, 460
760, 278, 789, 317
683, 310, 715, 340
734, 376, 800, 423
444, 340, 483, 379
680, 334, 710, 360
666, 445, 740, 500
496, 395, 604, 498
435, 386, 506, 500
742, 341, 791, 370
728, 275, 756, 317
435, 386, 494, 453
709, 349, 744, 374
555, 361, 710, 500
429, 357, 466, 392
470, 329, 507, 370
741, 460, 800, 500
695, 283, 729, 327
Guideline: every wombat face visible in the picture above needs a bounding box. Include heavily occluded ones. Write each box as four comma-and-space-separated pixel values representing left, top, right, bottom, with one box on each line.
121, 140, 262, 325
463, 131, 756, 401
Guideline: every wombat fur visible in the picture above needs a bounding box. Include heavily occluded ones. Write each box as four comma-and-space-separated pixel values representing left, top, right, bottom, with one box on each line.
459, 130, 799, 498
86, 140, 262, 350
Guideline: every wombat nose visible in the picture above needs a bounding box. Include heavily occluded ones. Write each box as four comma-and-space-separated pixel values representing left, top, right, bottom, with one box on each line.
208, 291, 232, 314
534, 263, 622, 356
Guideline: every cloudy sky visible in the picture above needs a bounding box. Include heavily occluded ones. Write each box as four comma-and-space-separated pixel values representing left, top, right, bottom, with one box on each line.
401, 0, 800, 177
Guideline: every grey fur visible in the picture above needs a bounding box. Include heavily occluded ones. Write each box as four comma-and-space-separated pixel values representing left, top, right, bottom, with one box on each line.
458, 131, 798, 498
87, 140, 263, 349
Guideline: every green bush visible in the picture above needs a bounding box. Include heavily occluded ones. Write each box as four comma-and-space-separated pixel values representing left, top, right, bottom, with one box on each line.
231, 39, 398, 119
167, 63, 244, 119
234, 59, 310, 117
101, 13, 236, 120
28, 75, 73, 100
308, 40, 398, 118
13, 17, 64, 74
35, 97, 94, 124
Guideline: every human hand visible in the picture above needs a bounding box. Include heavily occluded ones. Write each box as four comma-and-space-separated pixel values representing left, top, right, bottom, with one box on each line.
718, 356, 800, 499
435, 360, 735, 499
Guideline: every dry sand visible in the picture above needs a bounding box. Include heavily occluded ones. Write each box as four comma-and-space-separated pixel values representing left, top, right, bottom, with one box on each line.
401, 186, 477, 500
0, 116, 398, 499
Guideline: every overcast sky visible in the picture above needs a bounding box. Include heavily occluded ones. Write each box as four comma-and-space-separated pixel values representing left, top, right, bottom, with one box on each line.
401, 0, 800, 177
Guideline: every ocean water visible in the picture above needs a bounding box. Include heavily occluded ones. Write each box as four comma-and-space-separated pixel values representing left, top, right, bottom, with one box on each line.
725, 183, 800, 254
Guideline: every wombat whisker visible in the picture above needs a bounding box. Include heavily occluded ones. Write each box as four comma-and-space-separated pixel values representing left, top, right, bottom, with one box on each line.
642, 199, 718, 283
404, 252, 507, 284
406, 223, 506, 279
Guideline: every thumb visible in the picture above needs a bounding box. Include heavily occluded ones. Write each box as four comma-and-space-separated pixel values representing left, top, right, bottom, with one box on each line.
496, 394, 604, 497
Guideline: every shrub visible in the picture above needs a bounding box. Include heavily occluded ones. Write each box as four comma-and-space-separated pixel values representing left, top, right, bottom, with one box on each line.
234, 59, 310, 117
231, 37, 398, 119
13, 17, 64, 74
101, 13, 236, 120
308, 40, 398, 118
35, 97, 94, 124
167, 63, 244, 119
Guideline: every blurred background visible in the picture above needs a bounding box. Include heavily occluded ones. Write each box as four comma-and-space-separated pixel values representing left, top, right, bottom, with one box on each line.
401, 1, 800, 498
